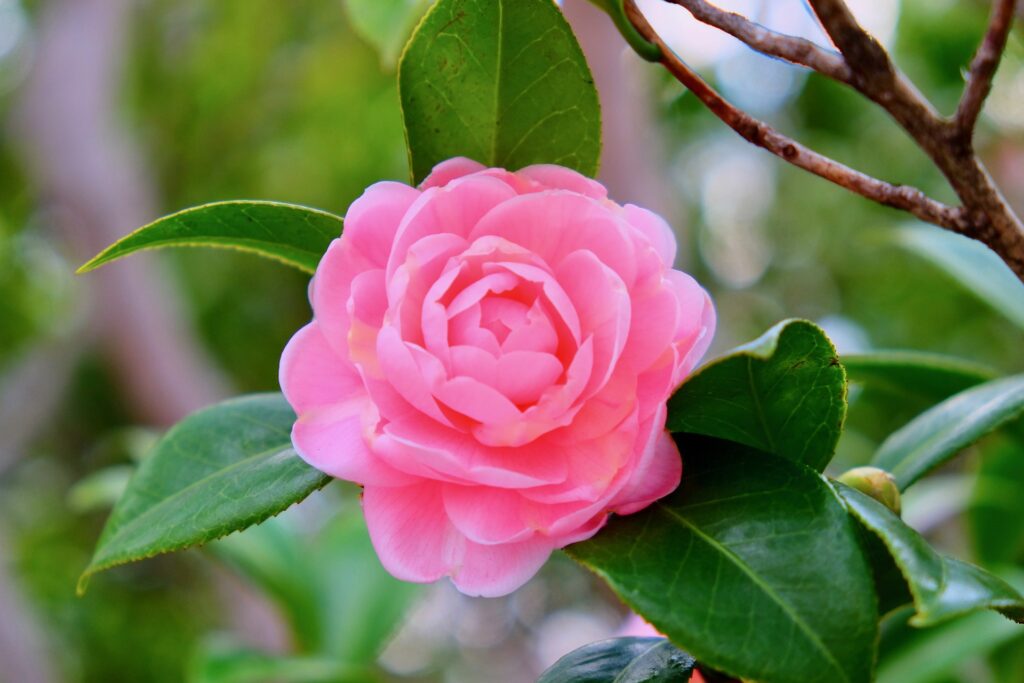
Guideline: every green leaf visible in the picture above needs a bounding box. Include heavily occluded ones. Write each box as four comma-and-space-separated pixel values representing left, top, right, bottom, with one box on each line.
876, 609, 1024, 683
398, 0, 602, 184
584, 1, 661, 61
666, 319, 846, 472
79, 394, 330, 593
188, 640, 369, 683
570, 437, 877, 683
538, 637, 695, 683
969, 434, 1024, 566
842, 350, 995, 402
896, 224, 1024, 331
213, 503, 418, 664
871, 374, 1024, 490
837, 483, 1024, 627
344, 0, 432, 69
77, 201, 342, 275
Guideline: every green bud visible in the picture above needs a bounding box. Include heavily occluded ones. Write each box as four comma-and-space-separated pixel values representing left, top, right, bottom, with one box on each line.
837, 467, 901, 516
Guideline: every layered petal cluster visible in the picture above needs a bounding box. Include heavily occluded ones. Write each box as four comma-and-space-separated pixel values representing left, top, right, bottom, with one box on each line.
280, 158, 715, 597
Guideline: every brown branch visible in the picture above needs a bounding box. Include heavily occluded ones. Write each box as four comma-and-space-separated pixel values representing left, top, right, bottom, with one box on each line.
668, 0, 853, 83
622, 0, 967, 232
617, 0, 1024, 281
955, 0, 1018, 139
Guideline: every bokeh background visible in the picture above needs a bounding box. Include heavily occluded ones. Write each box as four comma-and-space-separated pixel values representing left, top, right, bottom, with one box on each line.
1, 0, 1023, 681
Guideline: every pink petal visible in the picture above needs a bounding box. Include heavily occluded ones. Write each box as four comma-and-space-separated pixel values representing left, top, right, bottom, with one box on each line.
292, 400, 414, 486
453, 536, 554, 597
387, 176, 517, 282
620, 284, 679, 373
364, 482, 554, 597
450, 345, 499, 386
347, 269, 388, 374
279, 322, 364, 413
363, 482, 461, 582
443, 485, 534, 544
556, 250, 631, 394
496, 351, 563, 405
344, 181, 421, 267
501, 299, 559, 355
469, 191, 638, 286
612, 408, 682, 514
435, 376, 522, 426
449, 305, 502, 356
623, 204, 676, 268
419, 157, 487, 189
667, 270, 716, 381
376, 326, 451, 425
376, 413, 569, 487
517, 164, 608, 199
310, 239, 361, 359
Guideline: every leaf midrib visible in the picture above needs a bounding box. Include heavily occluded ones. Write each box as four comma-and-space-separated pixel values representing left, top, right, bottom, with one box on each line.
92, 442, 296, 567
658, 504, 849, 683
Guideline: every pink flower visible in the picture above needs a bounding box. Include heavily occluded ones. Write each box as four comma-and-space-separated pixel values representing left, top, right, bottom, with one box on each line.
280, 158, 715, 597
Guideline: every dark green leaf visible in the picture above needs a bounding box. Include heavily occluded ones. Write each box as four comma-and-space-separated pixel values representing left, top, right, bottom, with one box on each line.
78, 201, 342, 275
871, 375, 1024, 490
79, 394, 330, 593
344, 0, 432, 69
837, 483, 1024, 627
896, 224, 1024, 331
969, 434, 1024, 566
842, 350, 995, 402
538, 637, 695, 683
570, 437, 877, 683
666, 319, 845, 472
398, 0, 602, 184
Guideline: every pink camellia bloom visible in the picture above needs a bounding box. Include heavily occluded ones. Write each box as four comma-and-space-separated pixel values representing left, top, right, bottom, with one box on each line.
280, 158, 715, 597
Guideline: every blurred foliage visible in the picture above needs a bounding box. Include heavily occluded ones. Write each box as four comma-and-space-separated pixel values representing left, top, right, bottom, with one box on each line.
1, 0, 1024, 681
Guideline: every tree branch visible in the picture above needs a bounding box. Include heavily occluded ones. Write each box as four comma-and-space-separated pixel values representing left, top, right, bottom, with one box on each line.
622, 0, 967, 232
955, 0, 1018, 139
668, 0, 853, 83
615, 0, 1024, 282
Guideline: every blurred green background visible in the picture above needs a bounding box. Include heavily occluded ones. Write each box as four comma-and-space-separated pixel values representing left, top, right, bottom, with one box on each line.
0, 0, 1022, 681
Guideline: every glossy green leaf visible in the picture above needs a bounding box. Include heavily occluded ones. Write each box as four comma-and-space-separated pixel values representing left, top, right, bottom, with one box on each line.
666, 319, 845, 472
344, 0, 432, 69
969, 434, 1024, 566
570, 437, 877, 683
80, 394, 330, 593
538, 637, 695, 683
78, 201, 342, 275
896, 224, 1024, 330
871, 375, 1024, 490
398, 0, 602, 184
837, 483, 1024, 627
842, 350, 995, 402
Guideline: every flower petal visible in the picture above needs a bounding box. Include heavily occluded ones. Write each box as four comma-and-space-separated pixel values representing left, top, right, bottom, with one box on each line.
279, 322, 363, 413
292, 399, 413, 486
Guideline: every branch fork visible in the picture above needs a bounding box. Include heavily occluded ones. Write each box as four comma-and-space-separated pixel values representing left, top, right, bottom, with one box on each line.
620, 0, 1024, 281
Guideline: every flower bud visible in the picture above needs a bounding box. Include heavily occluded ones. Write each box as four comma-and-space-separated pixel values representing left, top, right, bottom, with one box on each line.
838, 467, 901, 516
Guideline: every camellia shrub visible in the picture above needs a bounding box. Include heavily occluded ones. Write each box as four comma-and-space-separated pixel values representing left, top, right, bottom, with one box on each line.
76, 0, 1024, 681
